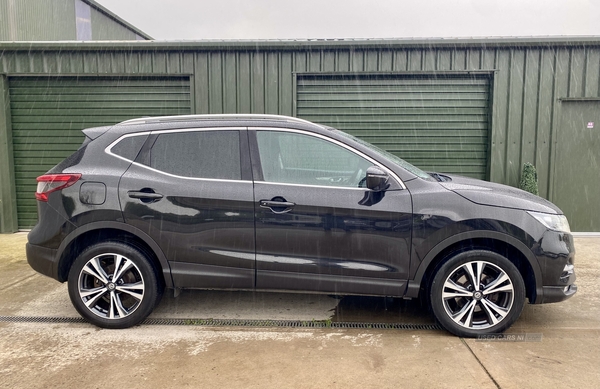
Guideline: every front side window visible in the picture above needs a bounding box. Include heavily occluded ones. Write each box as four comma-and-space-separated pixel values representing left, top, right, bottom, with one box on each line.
334, 129, 432, 180
147, 130, 241, 180
256, 131, 372, 188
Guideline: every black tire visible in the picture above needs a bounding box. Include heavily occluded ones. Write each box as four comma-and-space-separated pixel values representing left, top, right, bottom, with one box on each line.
430, 250, 525, 338
68, 242, 163, 329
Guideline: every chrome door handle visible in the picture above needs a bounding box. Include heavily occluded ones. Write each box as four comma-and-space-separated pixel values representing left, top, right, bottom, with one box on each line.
128, 189, 163, 203
259, 199, 295, 214
260, 200, 295, 208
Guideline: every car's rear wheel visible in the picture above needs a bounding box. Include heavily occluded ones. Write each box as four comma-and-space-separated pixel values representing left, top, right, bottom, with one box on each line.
430, 250, 525, 337
68, 242, 162, 329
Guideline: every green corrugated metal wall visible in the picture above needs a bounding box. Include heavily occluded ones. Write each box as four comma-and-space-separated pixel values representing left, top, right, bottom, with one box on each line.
553, 100, 600, 231
0, 0, 75, 41
1, 40, 600, 229
185, 45, 600, 200
89, 6, 139, 40
10, 76, 191, 228
297, 74, 490, 179
0, 0, 149, 41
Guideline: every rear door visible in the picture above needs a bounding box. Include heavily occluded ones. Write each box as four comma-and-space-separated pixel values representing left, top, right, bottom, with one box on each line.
250, 128, 412, 296
117, 127, 256, 289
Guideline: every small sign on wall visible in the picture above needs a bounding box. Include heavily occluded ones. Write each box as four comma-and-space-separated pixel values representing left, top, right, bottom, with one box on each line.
587, 122, 595, 129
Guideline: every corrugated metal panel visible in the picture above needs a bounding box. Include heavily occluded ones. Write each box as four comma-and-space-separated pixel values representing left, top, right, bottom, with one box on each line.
89, 6, 137, 40
553, 100, 600, 231
296, 74, 490, 179
0, 75, 17, 233
10, 76, 191, 228
0, 50, 196, 76
0, 0, 76, 41
83, 0, 152, 40
0, 0, 151, 41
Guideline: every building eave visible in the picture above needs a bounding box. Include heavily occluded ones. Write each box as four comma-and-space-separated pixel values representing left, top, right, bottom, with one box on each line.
1, 35, 600, 51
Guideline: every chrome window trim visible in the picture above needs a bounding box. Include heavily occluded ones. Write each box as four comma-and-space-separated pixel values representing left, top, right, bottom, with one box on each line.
104, 131, 151, 164
252, 127, 407, 190
104, 127, 250, 184
105, 126, 406, 188
128, 161, 251, 184
255, 181, 370, 191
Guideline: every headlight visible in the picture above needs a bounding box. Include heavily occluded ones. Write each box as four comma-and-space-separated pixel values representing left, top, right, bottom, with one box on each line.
527, 211, 571, 233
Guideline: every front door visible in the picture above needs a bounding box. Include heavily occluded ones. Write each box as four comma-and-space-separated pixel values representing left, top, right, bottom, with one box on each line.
250, 129, 412, 296
119, 128, 256, 289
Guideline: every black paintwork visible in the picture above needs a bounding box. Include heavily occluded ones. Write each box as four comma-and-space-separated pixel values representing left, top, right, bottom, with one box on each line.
253, 181, 412, 295
26, 116, 576, 305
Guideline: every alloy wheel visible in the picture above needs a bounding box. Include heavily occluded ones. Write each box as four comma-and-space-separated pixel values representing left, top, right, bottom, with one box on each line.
77, 253, 145, 320
441, 260, 515, 330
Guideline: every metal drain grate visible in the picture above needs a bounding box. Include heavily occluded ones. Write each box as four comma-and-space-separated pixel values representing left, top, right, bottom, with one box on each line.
0, 316, 86, 324
0, 315, 441, 330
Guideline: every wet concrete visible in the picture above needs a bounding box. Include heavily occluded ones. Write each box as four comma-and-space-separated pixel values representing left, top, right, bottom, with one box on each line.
0, 233, 598, 388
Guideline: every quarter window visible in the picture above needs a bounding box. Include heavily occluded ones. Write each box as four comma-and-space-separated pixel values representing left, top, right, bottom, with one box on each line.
256, 131, 372, 188
148, 130, 241, 180
111, 135, 148, 161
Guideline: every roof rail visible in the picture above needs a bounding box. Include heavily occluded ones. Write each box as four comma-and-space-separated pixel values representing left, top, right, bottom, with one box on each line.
119, 114, 319, 127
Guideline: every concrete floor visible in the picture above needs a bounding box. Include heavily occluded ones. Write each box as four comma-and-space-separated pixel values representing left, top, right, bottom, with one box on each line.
0, 233, 598, 389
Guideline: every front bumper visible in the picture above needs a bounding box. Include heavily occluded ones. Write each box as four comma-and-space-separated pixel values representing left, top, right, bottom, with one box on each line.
540, 284, 578, 303
26, 243, 60, 281
532, 229, 577, 304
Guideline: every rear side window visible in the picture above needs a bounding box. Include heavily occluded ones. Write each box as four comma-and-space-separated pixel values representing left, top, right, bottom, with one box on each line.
148, 130, 241, 180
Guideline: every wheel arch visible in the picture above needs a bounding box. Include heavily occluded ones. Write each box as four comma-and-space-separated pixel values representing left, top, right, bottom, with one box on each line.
56, 221, 173, 288
406, 231, 542, 303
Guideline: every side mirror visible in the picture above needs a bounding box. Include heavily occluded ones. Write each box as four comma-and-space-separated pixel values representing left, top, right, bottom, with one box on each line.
366, 166, 389, 192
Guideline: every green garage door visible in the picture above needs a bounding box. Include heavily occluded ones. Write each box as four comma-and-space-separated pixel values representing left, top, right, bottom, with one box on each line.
297, 74, 490, 179
10, 76, 191, 229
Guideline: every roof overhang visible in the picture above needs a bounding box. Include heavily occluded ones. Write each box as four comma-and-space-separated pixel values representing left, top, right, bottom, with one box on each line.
1, 36, 600, 51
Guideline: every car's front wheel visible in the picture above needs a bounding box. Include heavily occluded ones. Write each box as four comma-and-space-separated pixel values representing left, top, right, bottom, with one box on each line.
68, 242, 162, 329
430, 250, 525, 337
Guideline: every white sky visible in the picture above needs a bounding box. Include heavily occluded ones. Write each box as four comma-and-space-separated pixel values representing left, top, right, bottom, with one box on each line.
95, 0, 600, 40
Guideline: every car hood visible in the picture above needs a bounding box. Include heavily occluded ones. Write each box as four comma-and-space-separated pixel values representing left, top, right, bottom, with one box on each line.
438, 174, 562, 214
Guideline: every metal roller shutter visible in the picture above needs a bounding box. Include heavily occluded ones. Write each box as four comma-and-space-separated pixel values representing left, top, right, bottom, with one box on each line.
10, 76, 191, 229
296, 74, 490, 180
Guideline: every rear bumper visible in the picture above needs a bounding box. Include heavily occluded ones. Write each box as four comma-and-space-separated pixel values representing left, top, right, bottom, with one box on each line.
26, 243, 60, 281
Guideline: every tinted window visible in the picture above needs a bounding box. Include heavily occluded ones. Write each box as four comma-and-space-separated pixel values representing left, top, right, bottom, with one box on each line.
111, 135, 148, 161
149, 130, 241, 180
256, 131, 372, 188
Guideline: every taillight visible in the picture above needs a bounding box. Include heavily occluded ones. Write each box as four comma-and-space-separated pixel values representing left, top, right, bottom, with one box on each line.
35, 174, 82, 202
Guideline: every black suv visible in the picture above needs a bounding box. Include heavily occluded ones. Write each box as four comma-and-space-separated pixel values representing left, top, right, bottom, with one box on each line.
26, 114, 576, 337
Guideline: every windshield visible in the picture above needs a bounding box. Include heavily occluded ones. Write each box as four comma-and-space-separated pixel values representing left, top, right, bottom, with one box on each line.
333, 129, 432, 180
